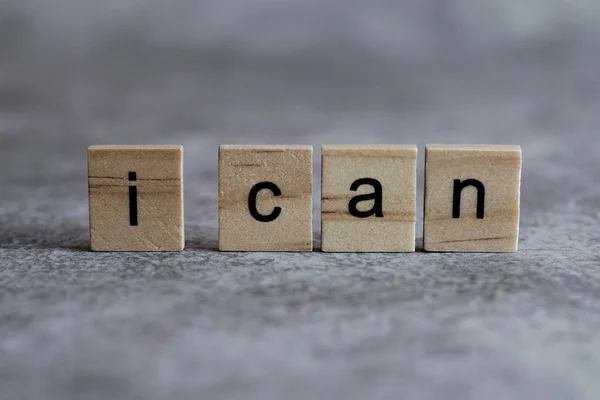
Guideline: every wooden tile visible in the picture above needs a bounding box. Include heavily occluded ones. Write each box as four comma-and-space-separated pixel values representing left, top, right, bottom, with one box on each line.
218, 145, 313, 252
88, 145, 184, 251
423, 144, 522, 252
321, 145, 417, 252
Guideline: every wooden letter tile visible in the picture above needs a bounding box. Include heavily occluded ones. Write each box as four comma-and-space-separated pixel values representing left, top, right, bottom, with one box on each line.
423, 144, 522, 252
88, 145, 184, 251
321, 145, 417, 252
219, 145, 313, 251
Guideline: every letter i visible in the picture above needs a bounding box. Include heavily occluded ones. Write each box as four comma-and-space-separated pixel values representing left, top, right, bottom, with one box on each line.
129, 172, 138, 226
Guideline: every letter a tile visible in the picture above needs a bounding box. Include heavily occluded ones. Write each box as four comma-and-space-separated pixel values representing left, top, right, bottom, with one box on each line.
219, 145, 313, 252
321, 145, 417, 252
423, 144, 522, 252
88, 145, 184, 251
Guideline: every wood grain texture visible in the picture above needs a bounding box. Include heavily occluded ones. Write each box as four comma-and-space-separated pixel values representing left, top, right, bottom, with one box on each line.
88, 145, 184, 251
423, 144, 522, 252
321, 145, 417, 252
218, 145, 313, 252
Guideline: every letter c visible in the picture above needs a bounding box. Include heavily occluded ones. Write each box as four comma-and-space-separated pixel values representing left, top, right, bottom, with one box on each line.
248, 182, 282, 222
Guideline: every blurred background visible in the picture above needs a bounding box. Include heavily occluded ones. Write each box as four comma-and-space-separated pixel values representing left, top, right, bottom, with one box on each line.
2, 0, 599, 146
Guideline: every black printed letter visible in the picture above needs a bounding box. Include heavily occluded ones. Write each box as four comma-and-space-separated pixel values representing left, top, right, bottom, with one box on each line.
453, 179, 485, 219
129, 171, 138, 226
248, 182, 282, 222
349, 178, 384, 218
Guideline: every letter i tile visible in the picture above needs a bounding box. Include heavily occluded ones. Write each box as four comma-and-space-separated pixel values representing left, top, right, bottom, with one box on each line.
88, 145, 184, 251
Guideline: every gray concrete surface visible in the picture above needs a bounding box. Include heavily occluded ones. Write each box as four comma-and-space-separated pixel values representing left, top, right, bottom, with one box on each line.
1, 1, 600, 399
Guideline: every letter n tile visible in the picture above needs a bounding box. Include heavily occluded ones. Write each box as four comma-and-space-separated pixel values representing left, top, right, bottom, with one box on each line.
423, 144, 522, 252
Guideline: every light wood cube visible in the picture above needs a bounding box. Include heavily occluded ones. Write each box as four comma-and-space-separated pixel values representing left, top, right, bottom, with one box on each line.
219, 145, 313, 252
321, 145, 417, 252
423, 144, 522, 252
88, 145, 184, 251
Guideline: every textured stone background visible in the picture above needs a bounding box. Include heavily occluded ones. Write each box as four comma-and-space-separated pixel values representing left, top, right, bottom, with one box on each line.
1, 1, 600, 399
